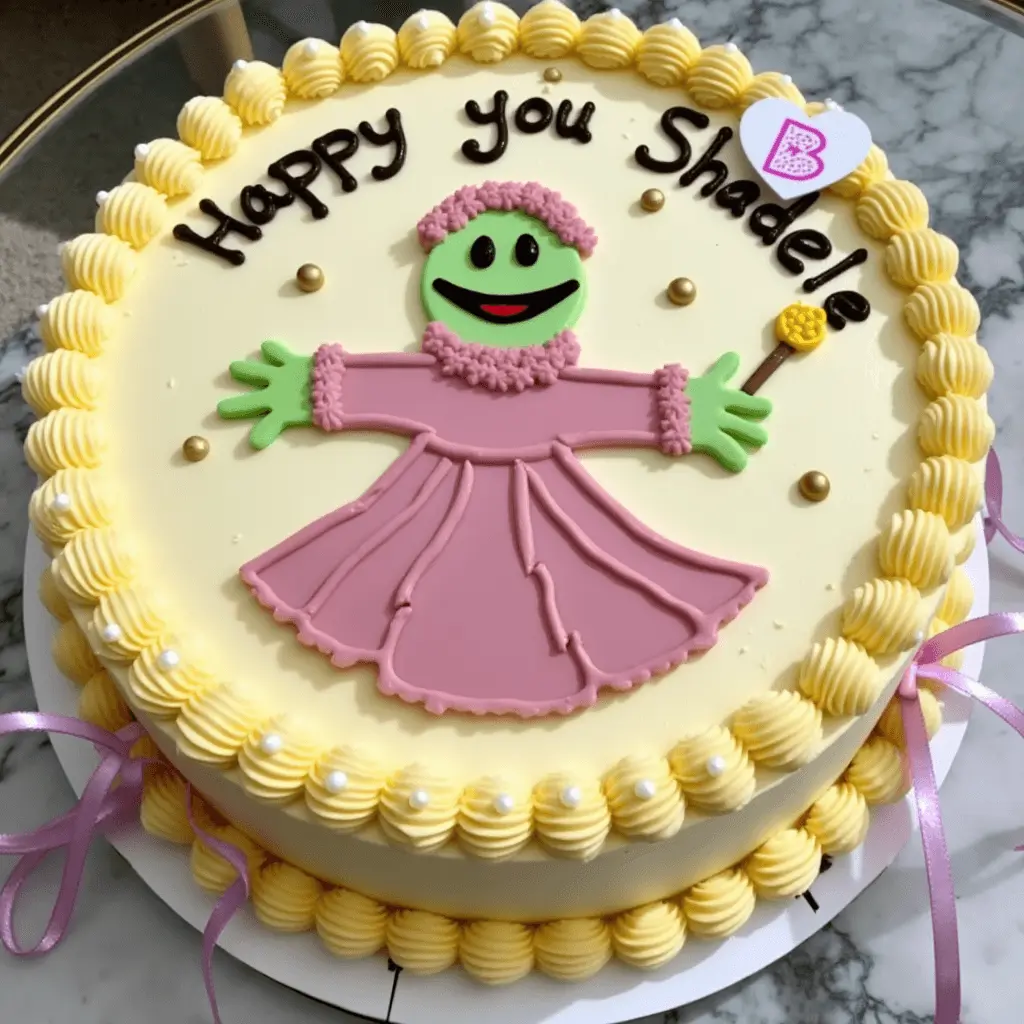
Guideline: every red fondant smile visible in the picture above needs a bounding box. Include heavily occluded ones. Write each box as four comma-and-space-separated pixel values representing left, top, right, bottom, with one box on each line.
480, 303, 529, 317
432, 277, 580, 325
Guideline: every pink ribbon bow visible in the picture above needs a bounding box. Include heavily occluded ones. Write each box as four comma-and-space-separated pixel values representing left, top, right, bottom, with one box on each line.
0, 712, 248, 1024
984, 447, 1024, 552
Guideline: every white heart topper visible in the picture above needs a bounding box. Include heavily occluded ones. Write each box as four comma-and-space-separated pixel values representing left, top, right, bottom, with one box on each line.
738, 98, 872, 200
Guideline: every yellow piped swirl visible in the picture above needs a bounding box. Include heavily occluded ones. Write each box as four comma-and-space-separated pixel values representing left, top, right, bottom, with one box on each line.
739, 71, 805, 111
397, 11, 456, 69
730, 690, 823, 769
25, 409, 106, 478
533, 918, 611, 980
876, 687, 942, 747
96, 183, 167, 250
918, 395, 994, 463
127, 644, 213, 715
134, 138, 203, 197
927, 616, 965, 670
315, 888, 388, 958
61, 233, 136, 303
576, 9, 641, 70
879, 509, 954, 589
745, 827, 821, 899
797, 637, 880, 716
53, 527, 134, 602
803, 782, 870, 854
386, 909, 460, 974
669, 726, 756, 812
52, 619, 100, 685
39, 290, 111, 357
844, 735, 908, 804
237, 723, 321, 803
305, 746, 386, 830
611, 901, 686, 970
93, 587, 169, 660
457, 2, 519, 63
176, 96, 243, 160
603, 754, 685, 840
827, 144, 888, 199
379, 765, 459, 852
956, 524, 976, 565
518, 0, 580, 59
938, 566, 973, 624
282, 39, 344, 98
30, 468, 111, 546
916, 335, 993, 400
681, 867, 755, 937
456, 776, 533, 859
252, 861, 323, 932
885, 228, 959, 288
459, 921, 534, 984
39, 564, 72, 620
841, 577, 922, 655
686, 44, 754, 109
140, 769, 194, 845
340, 22, 399, 82
636, 19, 701, 87
909, 455, 983, 530
176, 683, 258, 764
23, 350, 101, 415
855, 179, 929, 240
904, 281, 981, 339
191, 824, 263, 893
78, 670, 132, 732
223, 59, 286, 126
532, 773, 611, 859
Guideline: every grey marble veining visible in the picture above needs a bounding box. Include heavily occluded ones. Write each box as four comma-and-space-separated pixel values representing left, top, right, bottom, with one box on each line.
2, 0, 1024, 1021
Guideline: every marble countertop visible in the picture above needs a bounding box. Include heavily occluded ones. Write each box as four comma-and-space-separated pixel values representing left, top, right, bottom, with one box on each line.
2, 0, 1024, 1021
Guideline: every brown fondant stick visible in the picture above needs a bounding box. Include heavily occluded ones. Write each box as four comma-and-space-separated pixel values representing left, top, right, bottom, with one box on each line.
741, 344, 793, 395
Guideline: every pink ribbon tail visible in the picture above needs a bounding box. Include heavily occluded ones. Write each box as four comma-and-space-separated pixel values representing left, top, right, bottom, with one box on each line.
984, 447, 1024, 552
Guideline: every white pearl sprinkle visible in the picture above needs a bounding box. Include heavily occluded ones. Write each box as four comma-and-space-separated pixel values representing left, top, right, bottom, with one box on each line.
36, 303, 49, 318
493, 793, 515, 815
668, 18, 683, 29
913, 629, 926, 644
414, 10, 429, 30
233, 58, 248, 71
353, 20, 369, 36
101, 623, 122, 643
409, 788, 430, 810
781, 74, 793, 84
95, 190, 109, 206
50, 492, 72, 513
325, 770, 348, 793
134, 143, 150, 160
156, 648, 180, 671
824, 97, 841, 110
560, 784, 582, 809
259, 732, 283, 755
633, 778, 657, 801
707, 755, 728, 778
303, 39, 321, 58
479, 2, 496, 26
724, 41, 739, 53
608, 7, 622, 17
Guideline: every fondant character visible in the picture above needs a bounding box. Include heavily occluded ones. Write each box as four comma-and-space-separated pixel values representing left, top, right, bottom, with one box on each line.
219, 182, 771, 716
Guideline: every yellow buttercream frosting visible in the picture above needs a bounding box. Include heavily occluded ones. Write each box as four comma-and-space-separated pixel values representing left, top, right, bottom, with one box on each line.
140, 768, 194, 844
315, 888, 388, 958
669, 726, 756, 812
738, 71, 805, 111
827, 144, 888, 199
52, 618, 100, 685
61, 233, 136, 303
576, 9, 641, 70
459, 920, 534, 984
282, 39, 343, 98
908, 455, 983, 530
190, 823, 264, 893
841, 577, 922, 655
636, 19, 701, 87
379, 764, 459, 852
457, 2, 519, 63
39, 290, 111, 357
39, 564, 72, 621
456, 776, 533, 859
92, 586, 169, 660
885, 228, 959, 288
176, 96, 243, 160
797, 637, 880, 716
134, 138, 204, 197
518, 0, 580, 58
686, 43, 754, 109
53, 526, 134, 602
803, 782, 870, 854
918, 395, 993, 464
956, 523, 976, 565
603, 754, 685, 840
224, 59, 287, 126
681, 867, 756, 938
916, 335, 993, 400
340, 21, 400, 83
23, 350, 101, 415
532, 772, 611, 859
844, 735, 907, 804
29, 467, 111, 546
96, 182, 167, 250
855, 180, 929, 240
937, 567, 973, 624
305, 746, 386, 830
126, 643, 214, 715
533, 918, 611, 980
876, 687, 942, 747
175, 683, 258, 764
904, 281, 982, 339
745, 827, 821, 899
78, 669, 133, 732
926, 614, 965, 670
25, 408, 106, 479
730, 690, 823, 769
386, 909, 460, 974
611, 901, 686, 969
879, 509, 954, 589
237, 722, 321, 803
130, 730, 163, 764
252, 861, 323, 932
397, 11, 457, 69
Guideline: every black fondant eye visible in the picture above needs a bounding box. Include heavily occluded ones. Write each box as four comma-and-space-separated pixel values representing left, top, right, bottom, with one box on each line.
515, 233, 539, 267
469, 235, 495, 269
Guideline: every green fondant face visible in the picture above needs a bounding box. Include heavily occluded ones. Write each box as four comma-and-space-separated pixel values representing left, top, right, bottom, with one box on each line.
421, 210, 587, 347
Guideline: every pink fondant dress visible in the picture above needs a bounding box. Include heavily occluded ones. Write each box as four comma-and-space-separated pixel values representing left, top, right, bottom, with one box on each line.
242, 327, 767, 716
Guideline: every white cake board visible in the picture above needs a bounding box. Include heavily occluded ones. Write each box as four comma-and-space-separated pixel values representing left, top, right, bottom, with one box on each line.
22, 527, 989, 1024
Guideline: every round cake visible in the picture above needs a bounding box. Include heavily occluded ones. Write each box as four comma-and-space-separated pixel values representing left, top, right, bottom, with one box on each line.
25, 1, 991, 982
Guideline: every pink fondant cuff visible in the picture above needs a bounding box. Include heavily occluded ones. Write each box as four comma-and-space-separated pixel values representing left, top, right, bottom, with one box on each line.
654, 364, 691, 455
311, 344, 345, 431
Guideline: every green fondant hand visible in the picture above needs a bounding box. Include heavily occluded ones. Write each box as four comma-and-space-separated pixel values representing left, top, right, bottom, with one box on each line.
687, 352, 771, 473
218, 340, 313, 450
